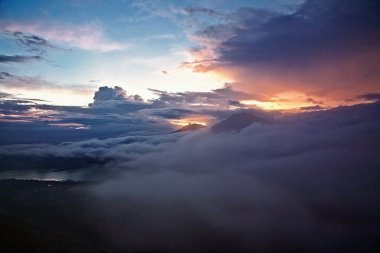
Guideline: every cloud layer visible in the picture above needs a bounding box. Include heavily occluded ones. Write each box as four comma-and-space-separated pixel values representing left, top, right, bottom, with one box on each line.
91, 101, 380, 252
0, 84, 267, 145
0, 99, 379, 252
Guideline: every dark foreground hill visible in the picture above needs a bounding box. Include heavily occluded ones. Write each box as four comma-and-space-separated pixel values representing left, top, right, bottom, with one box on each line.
0, 179, 106, 253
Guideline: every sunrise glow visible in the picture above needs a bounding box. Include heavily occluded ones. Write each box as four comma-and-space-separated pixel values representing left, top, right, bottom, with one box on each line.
0, 0, 379, 252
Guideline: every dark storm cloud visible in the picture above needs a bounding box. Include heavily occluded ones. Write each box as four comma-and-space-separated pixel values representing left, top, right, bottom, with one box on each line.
189, 0, 380, 101
216, 0, 380, 67
0, 54, 43, 63
192, 7, 274, 42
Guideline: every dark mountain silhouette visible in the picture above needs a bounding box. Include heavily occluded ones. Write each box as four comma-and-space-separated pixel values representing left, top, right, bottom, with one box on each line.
211, 112, 269, 133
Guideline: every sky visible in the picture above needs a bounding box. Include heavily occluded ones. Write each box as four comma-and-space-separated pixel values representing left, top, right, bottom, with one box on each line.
0, 1, 379, 252
4, 0, 377, 107
0, 0, 303, 106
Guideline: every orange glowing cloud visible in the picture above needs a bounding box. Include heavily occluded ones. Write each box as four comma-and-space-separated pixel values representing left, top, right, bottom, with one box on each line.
208, 49, 380, 107
184, 0, 380, 109
169, 115, 212, 127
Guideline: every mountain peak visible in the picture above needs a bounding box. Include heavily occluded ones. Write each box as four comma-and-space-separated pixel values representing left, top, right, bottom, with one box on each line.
211, 111, 269, 133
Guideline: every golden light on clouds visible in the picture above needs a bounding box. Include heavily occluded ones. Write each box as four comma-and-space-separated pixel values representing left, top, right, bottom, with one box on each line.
15, 89, 93, 106
241, 91, 322, 111
169, 115, 211, 127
